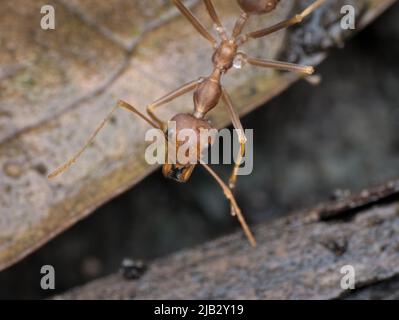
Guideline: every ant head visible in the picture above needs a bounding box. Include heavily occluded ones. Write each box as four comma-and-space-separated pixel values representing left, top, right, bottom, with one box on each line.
237, 0, 280, 15
162, 113, 217, 182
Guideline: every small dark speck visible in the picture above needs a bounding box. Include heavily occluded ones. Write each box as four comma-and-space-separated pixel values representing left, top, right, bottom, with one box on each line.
120, 258, 147, 280
33, 163, 48, 176
380, 243, 389, 252
366, 215, 384, 227
249, 86, 257, 96
321, 237, 348, 257
110, 116, 117, 125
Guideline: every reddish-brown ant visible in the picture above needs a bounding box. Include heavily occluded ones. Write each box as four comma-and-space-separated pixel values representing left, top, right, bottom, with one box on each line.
49, 0, 326, 247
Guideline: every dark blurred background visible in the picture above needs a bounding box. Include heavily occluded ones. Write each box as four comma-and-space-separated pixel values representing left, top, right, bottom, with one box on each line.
0, 3, 398, 299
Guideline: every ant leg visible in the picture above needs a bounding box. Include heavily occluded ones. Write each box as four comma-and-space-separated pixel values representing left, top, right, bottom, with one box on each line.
221, 87, 247, 190
48, 100, 158, 179
201, 163, 257, 247
118, 100, 160, 129
232, 11, 249, 39
238, 0, 325, 44
172, 0, 217, 47
147, 78, 203, 130
203, 0, 228, 40
240, 53, 315, 75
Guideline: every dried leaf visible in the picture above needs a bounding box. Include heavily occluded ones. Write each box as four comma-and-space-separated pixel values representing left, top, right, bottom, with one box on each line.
0, 0, 396, 270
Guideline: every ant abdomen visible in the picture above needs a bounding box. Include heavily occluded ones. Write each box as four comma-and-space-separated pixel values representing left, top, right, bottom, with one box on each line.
237, 0, 280, 15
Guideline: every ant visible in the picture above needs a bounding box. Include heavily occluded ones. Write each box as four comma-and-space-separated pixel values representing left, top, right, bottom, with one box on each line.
48, 0, 326, 247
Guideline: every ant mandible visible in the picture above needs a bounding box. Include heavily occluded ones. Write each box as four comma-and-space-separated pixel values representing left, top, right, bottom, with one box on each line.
49, 0, 326, 247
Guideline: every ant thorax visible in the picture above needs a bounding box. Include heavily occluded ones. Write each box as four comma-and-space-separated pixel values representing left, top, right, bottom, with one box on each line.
193, 40, 239, 118
212, 40, 238, 72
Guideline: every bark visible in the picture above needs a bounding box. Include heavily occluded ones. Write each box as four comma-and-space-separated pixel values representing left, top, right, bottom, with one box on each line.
56, 179, 399, 300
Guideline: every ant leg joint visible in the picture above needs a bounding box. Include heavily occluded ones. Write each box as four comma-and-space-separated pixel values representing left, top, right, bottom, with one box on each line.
294, 14, 303, 23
